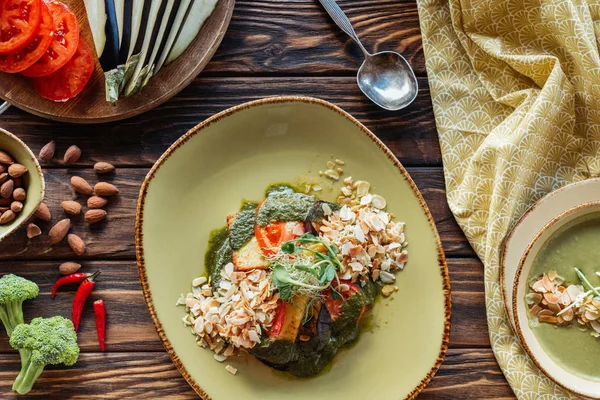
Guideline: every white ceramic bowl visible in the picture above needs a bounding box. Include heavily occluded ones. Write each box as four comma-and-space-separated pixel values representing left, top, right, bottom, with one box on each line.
513, 201, 600, 399
500, 178, 600, 331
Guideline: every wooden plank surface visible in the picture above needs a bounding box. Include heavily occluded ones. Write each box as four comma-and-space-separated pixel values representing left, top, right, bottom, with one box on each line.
204, 1, 427, 77
0, 350, 514, 399
0, 77, 441, 168
0, 0, 516, 398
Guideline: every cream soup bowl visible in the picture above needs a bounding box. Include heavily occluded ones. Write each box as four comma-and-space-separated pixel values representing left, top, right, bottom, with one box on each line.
513, 201, 600, 399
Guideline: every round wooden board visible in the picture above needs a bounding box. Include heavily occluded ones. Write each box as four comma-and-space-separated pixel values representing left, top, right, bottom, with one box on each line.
0, 0, 235, 124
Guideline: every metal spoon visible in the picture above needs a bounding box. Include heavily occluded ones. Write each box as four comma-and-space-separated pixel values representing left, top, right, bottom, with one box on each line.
0, 102, 9, 115
318, 0, 418, 111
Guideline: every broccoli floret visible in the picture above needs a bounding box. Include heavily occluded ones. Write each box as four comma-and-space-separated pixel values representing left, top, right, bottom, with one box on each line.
0, 274, 39, 336
9, 316, 80, 394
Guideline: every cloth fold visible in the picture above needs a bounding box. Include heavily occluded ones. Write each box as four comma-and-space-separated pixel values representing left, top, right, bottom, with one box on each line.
416, 0, 600, 397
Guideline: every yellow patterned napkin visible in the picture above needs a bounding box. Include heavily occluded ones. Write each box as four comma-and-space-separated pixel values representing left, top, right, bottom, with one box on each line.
416, 0, 600, 398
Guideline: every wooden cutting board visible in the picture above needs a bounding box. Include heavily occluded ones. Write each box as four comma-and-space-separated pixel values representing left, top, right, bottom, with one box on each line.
0, 0, 234, 124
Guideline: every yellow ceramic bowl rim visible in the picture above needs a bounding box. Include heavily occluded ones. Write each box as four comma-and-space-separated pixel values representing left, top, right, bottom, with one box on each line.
135, 96, 452, 400
0, 127, 44, 243
512, 200, 600, 399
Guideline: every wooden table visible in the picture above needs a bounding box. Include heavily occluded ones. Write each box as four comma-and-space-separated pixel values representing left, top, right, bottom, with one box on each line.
0, 1, 516, 398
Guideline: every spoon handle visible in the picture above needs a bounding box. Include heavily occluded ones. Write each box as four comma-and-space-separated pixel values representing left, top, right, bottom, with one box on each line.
318, 0, 370, 56
0, 102, 9, 116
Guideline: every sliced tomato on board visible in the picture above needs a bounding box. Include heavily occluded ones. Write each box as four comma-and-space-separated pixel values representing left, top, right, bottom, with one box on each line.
21, 0, 79, 77
0, 0, 42, 54
0, 2, 52, 73
31, 38, 93, 102
323, 282, 362, 321
255, 221, 305, 256
267, 300, 287, 339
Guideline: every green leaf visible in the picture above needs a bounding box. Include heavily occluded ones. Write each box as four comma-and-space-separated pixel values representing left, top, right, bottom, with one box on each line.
330, 287, 341, 300
328, 245, 338, 257
325, 264, 336, 283
281, 242, 297, 254
299, 233, 317, 242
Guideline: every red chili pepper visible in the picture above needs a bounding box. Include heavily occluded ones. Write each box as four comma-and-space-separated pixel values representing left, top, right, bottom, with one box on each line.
51, 273, 91, 299
93, 300, 106, 351
72, 270, 101, 332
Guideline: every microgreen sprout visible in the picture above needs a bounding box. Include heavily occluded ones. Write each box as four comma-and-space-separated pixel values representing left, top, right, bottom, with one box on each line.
574, 267, 600, 297
269, 233, 346, 301
281, 233, 345, 272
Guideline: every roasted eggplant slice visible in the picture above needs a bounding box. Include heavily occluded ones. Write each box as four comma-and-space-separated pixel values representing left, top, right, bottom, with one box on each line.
165, 0, 217, 65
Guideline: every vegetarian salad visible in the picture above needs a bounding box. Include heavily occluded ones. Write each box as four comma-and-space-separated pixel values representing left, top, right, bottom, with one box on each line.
178, 174, 409, 377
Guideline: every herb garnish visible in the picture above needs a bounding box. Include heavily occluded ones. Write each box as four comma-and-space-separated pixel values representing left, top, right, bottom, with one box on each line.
575, 267, 600, 297
269, 233, 345, 302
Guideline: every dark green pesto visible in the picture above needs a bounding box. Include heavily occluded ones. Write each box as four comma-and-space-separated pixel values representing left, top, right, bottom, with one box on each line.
204, 227, 232, 289
229, 201, 259, 250
306, 201, 341, 224
256, 185, 315, 226
250, 281, 377, 377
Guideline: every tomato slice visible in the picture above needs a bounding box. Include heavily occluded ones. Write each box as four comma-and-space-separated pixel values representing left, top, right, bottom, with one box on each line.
0, 0, 42, 54
0, 2, 52, 73
31, 38, 93, 102
323, 282, 361, 321
268, 300, 286, 339
20, 0, 79, 77
255, 221, 304, 256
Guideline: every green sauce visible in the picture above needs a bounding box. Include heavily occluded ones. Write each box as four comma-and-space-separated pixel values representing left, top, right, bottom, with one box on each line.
527, 213, 600, 381
201, 185, 380, 378
204, 227, 232, 289
229, 201, 259, 250
256, 185, 315, 226
250, 281, 377, 377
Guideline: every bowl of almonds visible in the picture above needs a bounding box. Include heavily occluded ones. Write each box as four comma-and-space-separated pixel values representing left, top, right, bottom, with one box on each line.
0, 127, 44, 242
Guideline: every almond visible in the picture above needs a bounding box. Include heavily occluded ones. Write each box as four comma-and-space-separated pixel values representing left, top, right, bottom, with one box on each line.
71, 176, 93, 195
0, 172, 8, 184
87, 196, 107, 209
59, 261, 81, 275
26, 223, 41, 238
39, 140, 55, 161
85, 209, 107, 224
61, 200, 81, 215
0, 164, 5, 174
94, 182, 119, 196
67, 234, 86, 256
12, 187, 26, 201
10, 201, 22, 213
0, 151, 14, 165
49, 218, 71, 244
7, 163, 27, 178
35, 202, 51, 222
0, 210, 15, 225
94, 162, 115, 174
64, 145, 81, 165
0, 179, 13, 199
0, 198, 11, 206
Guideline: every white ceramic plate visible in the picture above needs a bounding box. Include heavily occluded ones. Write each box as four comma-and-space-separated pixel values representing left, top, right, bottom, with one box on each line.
500, 178, 600, 330
513, 202, 600, 398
